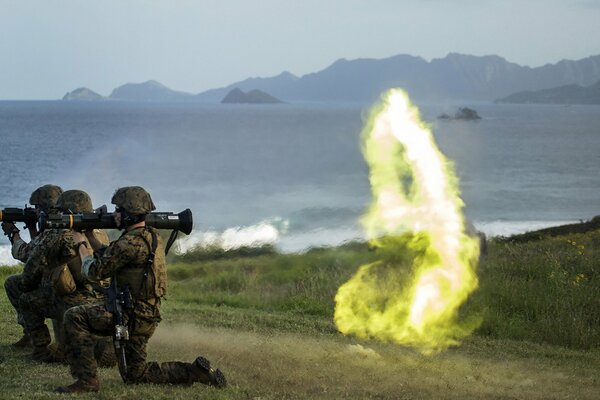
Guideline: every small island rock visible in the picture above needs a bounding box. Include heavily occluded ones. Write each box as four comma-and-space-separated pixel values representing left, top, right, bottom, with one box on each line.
221, 88, 283, 104
437, 107, 481, 120
62, 87, 105, 101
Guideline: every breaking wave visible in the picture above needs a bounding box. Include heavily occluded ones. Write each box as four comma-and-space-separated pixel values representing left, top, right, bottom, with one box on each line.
0, 219, 582, 267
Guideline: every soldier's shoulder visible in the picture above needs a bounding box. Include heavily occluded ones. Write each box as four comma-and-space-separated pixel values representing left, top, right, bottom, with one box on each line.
123, 227, 156, 241
113, 230, 146, 250
37, 229, 61, 246
30, 233, 45, 245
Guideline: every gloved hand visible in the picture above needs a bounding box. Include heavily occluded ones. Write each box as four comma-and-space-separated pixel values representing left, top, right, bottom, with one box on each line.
1, 221, 18, 236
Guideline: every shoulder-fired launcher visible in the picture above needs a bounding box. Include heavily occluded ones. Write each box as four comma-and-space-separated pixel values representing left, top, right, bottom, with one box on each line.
0, 207, 38, 226
40, 206, 193, 235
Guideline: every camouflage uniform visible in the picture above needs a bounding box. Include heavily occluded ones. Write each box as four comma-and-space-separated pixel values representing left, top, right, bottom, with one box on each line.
3, 184, 63, 346
20, 227, 112, 360
3, 234, 43, 334
66, 227, 201, 383
61, 187, 224, 392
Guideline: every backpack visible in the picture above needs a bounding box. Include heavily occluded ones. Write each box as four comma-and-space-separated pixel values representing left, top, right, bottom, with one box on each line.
50, 264, 76, 296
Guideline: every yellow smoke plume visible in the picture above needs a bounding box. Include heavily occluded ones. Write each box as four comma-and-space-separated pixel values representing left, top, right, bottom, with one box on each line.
334, 89, 480, 353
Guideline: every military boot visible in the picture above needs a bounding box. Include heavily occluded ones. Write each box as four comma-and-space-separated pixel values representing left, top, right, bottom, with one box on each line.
11, 333, 32, 348
56, 377, 100, 394
31, 344, 64, 363
190, 356, 227, 388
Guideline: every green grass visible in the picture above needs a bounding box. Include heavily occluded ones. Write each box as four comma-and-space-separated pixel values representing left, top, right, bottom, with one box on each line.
1, 232, 600, 399
468, 230, 600, 349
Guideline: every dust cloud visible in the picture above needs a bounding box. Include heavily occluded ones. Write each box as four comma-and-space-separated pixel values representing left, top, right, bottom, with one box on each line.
146, 323, 582, 399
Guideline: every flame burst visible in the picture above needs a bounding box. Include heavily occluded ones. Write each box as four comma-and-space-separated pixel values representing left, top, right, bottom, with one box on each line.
334, 89, 480, 353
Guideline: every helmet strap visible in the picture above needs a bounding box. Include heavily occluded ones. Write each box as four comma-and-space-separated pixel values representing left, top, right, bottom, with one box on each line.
121, 210, 146, 229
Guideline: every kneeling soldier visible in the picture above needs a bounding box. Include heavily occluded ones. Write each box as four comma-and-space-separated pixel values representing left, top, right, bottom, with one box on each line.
19, 190, 114, 364
3, 184, 63, 348
58, 186, 226, 393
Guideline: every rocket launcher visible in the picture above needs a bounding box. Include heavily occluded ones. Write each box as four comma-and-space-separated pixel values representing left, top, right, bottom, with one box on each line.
0, 207, 38, 226
39, 206, 193, 254
39, 205, 193, 234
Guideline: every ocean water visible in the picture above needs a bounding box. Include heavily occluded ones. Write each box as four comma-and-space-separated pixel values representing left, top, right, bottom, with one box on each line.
1, 100, 599, 264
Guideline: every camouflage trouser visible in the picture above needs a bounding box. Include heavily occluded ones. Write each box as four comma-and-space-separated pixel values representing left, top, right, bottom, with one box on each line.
64, 300, 196, 384
5, 276, 90, 349
19, 287, 115, 365
19, 286, 81, 348
4, 274, 26, 331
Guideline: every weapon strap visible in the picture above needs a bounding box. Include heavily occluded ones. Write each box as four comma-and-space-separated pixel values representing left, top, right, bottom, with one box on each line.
165, 229, 179, 256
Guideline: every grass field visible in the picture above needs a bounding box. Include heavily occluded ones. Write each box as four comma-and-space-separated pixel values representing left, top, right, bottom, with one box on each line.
1, 229, 600, 399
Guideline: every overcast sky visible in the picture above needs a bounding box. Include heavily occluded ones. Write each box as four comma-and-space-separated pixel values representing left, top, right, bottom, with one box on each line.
1, 0, 599, 99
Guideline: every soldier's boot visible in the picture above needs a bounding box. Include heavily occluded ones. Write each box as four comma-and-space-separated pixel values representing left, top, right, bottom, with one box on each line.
55, 377, 100, 394
11, 332, 32, 348
31, 344, 65, 363
190, 356, 227, 388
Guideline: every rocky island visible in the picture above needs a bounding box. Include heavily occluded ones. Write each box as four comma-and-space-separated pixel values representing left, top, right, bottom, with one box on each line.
221, 88, 283, 104
437, 107, 481, 120
62, 87, 105, 101
496, 80, 600, 104
109, 80, 192, 101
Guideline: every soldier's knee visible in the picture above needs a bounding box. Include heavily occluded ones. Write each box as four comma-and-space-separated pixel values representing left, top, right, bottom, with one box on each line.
5, 275, 19, 293
18, 293, 32, 311
64, 306, 87, 329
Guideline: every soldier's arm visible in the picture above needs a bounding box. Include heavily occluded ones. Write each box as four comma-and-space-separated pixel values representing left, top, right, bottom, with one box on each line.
83, 229, 107, 251
81, 236, 134, 281
21, 234, 55, 291
11, 236, 32, 262
59, 230, 78, 262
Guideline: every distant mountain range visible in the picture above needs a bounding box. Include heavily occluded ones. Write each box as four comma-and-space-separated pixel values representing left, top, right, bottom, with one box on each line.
62, 53, 600, 103
496, 80, 600, 104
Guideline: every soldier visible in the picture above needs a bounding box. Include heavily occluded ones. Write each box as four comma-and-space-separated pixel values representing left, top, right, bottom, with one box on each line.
57, 186, 226, 393
18, 189, 114, 364
2, 184, 63, 348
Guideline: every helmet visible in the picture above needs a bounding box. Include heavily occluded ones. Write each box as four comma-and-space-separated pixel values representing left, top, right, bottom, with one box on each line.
56, 190, 93, 213
29, 184, 63, 211
111, 186, 155, 215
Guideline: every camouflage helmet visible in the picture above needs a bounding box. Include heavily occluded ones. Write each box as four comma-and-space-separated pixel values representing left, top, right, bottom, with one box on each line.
29, 184, 63, 210
56, 190, 93, 213
111, 186, 156, 215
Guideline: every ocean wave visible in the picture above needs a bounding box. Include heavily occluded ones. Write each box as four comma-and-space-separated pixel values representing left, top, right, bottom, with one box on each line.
175, 219, 288, 253
0, 245, 22, 266
0, 219, 584, 266
277, 227, 365, 252
473, 220, 579, 238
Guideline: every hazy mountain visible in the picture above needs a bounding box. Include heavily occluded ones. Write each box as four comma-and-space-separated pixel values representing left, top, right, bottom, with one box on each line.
109, 80, 193, 101
221, 88, 283, 104
60, 53, 600, 103
196, 71, 298, 102
497, 80, 600, 104
196, 53, 600, 102
62, 87, 105, 101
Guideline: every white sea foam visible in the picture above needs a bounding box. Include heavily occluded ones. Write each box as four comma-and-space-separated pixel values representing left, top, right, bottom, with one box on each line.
0, 219, 585, 266
277, 227, 365, 252
175, 219, 287, 253
0, 245, 21, 266
473, 220, 579, 238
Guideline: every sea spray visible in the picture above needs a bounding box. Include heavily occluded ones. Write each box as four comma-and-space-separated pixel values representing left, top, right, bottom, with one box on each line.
175, 219, 286, 253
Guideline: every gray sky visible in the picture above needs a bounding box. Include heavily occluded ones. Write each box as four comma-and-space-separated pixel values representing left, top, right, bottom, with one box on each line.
1, 0, 599, 99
